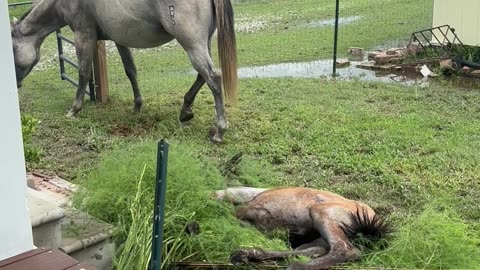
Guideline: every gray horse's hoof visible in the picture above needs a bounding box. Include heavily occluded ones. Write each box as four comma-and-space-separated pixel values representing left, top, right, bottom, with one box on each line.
179, 109, 194, 123
209, 127, 224, 144
66, 110, 78, 118
133, 105, 142, 113
179, 120, 190, 129
134, 98, 143, 112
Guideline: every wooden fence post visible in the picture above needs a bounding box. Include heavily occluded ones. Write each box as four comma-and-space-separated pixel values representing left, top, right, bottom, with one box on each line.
93, 41, 109, 103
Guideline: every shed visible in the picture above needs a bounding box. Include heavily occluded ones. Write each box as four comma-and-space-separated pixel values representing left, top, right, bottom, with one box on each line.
433, 0, 480, 46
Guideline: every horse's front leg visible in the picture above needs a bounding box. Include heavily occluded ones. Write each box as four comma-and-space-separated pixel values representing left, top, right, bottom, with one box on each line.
67, 31, 96, 117
115, 43, 143, 112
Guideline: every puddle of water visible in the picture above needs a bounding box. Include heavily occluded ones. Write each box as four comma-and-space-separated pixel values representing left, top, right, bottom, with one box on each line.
238, 59, 429, 87
308, 16, 362, 28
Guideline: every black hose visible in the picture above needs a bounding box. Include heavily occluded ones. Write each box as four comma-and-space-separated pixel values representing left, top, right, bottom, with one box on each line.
455, 57, 480, 69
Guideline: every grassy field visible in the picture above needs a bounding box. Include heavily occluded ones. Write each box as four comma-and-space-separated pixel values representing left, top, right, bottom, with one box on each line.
11, 0, 480, 269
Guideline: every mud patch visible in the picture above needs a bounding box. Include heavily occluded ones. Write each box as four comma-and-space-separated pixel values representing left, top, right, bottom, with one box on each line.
108, 121, 157, 137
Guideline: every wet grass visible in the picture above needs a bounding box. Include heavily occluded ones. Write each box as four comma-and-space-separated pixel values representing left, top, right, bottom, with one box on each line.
13, 0, 480, 268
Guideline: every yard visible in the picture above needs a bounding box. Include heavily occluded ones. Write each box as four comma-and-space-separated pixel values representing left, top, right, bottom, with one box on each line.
13, 0, 480, 269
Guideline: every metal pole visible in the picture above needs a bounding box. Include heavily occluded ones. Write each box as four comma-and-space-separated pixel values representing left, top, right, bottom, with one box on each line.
332, 0, 340, 76
7, 2, 33, 7
149, 140, 169, 270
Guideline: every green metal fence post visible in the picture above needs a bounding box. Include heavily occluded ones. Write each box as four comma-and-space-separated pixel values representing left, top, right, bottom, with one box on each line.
333, 0, 340, 76
149, 140, 169, 270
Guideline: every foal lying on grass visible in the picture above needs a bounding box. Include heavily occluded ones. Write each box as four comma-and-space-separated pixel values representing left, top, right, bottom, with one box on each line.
214, 187, 391, 270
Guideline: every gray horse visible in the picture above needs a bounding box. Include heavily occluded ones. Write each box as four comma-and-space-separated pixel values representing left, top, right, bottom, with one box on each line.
11, 0, 238, 143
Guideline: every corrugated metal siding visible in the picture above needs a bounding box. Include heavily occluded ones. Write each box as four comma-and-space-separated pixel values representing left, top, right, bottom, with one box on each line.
433, 0, 480, 46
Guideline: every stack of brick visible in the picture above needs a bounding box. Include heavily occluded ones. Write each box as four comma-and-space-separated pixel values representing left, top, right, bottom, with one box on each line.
366, 42, 422, 65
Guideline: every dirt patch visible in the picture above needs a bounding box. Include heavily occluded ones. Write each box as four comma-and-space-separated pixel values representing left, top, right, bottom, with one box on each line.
108, 121, 157, 137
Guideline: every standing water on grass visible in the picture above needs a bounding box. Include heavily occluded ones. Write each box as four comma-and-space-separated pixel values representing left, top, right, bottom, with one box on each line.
308, 16, 362, 28
238, 59, 429, 87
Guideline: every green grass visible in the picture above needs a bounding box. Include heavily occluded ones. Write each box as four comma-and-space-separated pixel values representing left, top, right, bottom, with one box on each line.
73, 141, 289, 268
13, 0, 480, 268
362, 201, 480, 269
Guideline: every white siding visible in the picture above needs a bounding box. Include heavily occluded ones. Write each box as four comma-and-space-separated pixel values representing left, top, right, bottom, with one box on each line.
433, 0, 480, 46
0, 1, 34, 261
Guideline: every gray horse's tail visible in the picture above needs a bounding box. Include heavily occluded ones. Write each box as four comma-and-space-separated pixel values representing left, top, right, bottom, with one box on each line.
214, 0, 238, 104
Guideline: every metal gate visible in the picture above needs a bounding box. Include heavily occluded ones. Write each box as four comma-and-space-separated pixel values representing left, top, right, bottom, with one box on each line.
56, 30, 96, 101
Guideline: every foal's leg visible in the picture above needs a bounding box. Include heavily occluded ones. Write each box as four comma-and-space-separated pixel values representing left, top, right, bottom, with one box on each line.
231, 206, 329, 265
287, 205, 361, 270
184, 46, 228, 143
214, 187, 268, 205
115, 43, 143, 112
230, 245, 328, 265
67, 32, 96, 117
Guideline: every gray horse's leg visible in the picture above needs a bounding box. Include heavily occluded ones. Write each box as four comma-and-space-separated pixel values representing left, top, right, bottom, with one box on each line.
115, 43, 143, 112
179, 37, 212, 124
185, 46, 228, 143
179, 74, 205, 123
67, 32, 96, 117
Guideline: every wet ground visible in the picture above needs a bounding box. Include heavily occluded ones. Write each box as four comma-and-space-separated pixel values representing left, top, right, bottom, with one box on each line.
308, 16, 363, 28
238, 59, 430, 87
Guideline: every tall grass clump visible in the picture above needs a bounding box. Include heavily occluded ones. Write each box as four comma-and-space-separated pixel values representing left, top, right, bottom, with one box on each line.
73, 141, 288, 269
361, 201, 480, 269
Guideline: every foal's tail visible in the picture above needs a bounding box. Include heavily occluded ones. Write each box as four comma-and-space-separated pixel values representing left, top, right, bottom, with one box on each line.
213, 0, 238, 104
341, 208, 392, 243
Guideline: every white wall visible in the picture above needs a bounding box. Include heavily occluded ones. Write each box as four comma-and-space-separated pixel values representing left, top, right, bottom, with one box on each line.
433, 0, 480, 46
0, 1, 34, 261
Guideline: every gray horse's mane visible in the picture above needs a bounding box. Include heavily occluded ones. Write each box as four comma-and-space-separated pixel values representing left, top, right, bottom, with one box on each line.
17, 7, 34, 24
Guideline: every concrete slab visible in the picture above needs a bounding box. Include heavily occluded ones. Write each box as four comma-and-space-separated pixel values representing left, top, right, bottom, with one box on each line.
27, 188, 66, 249
60, 209, 115, 270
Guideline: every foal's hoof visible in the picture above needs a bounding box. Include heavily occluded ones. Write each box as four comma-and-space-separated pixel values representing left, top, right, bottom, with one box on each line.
287, 262, 307, 270
230, 249, 250, 265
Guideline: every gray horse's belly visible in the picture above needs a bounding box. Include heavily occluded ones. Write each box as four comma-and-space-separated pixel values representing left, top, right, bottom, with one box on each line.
102, 23, 173, 48
92, 0, 174, 48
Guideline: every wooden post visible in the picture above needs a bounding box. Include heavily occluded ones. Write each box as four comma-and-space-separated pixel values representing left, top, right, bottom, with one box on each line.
93, 41, 109, 103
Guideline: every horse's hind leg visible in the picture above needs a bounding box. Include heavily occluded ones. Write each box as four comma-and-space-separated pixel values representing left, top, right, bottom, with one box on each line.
115, 44, 143, 112
287, 205, 361, 270
67, 32, 96, 117
185, 46, 228, 143
179, 38, 212, 124
179, 74, 205, 123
